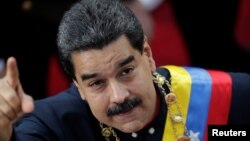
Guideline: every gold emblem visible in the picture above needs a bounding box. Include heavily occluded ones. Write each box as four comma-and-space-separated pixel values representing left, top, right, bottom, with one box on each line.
165, 93, 176, 104
101, 127, 112, 138
177, 135, 190, 141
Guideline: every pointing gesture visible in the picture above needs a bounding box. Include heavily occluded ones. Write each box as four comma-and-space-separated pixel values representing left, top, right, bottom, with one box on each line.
0, 57, 34, 141
5, 57, 20, 89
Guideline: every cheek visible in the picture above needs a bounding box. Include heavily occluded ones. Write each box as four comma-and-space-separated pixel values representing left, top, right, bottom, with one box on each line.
129, 69, 153, 94
138, 70, 155, 100
86, 95, 110, 119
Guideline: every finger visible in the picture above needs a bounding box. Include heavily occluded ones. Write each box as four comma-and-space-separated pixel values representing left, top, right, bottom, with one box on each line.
5, 57, 19, 89
17, 85, 34, 114
21, 94, 34, 113
0, 93, 20, 120
0, 96, 17, 121
0, 82, 21, 121
0, 83, 21, 114
0, 110, 11, 128
0, 110, 12, 141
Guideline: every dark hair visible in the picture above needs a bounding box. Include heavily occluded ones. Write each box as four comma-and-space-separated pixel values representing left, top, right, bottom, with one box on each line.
57, 0, 144, 80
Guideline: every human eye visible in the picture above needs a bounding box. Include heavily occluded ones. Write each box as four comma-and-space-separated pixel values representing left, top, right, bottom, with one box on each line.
120, 67, 134, 77
88, 80, 105, 88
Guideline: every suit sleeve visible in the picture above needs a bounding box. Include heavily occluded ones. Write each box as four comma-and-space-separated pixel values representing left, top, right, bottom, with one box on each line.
228, 72, 250, 124
11, 101, 60, 141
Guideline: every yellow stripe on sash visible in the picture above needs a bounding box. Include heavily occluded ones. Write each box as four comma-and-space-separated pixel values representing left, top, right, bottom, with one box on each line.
161, 66, 192, 140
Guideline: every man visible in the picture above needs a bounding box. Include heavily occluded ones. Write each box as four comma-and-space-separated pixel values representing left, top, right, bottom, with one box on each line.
0, 0, 249, 141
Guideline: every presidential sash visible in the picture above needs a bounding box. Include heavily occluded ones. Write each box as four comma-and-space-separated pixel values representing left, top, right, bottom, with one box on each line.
161, 66, 232, 141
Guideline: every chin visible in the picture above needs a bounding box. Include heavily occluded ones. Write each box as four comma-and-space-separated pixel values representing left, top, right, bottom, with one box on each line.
117, 121, 144, 133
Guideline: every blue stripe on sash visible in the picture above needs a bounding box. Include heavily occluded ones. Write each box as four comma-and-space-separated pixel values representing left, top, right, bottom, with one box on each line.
184, 67, 212, 141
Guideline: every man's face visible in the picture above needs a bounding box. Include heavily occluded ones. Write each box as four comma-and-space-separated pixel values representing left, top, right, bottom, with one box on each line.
72, 35, 157, 133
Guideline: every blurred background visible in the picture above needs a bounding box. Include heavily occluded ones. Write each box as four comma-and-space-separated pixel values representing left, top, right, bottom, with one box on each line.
0, 0, 249, 99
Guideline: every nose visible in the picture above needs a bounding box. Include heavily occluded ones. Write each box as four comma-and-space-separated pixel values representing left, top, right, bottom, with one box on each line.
109, 82, 129, 104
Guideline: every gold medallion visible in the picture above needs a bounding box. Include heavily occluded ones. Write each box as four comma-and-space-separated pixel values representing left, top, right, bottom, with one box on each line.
165, 93, 176, 104
177, 135, 190, 141
101, 127, 112, 138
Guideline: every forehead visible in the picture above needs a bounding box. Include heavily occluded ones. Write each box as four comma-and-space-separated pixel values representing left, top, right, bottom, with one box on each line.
71, 36, 140, 74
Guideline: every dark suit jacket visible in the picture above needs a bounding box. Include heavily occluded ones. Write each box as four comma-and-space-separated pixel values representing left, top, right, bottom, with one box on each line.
12, 67, 250, 141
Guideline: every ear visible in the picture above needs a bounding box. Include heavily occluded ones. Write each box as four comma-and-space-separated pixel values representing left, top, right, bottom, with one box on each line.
143, 36, 156, 72
73, 80, 85, 100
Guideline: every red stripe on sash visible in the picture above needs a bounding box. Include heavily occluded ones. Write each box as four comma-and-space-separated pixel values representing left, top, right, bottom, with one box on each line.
204, 70, 232, 141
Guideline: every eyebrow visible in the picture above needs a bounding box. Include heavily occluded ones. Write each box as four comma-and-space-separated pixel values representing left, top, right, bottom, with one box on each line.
117, 55, 135, 68
81, 73, 98, 81
80, 55, 135, 81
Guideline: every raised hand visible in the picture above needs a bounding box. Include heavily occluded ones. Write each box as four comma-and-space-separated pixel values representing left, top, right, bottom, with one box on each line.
0, 57, 34, 141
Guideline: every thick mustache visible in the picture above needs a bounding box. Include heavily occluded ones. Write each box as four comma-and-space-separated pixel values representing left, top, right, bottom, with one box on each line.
107, 97, 142, 117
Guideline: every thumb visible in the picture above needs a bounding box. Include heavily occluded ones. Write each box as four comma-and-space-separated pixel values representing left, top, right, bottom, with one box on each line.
21, 94, 34, 113
17, 83, 34, 113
